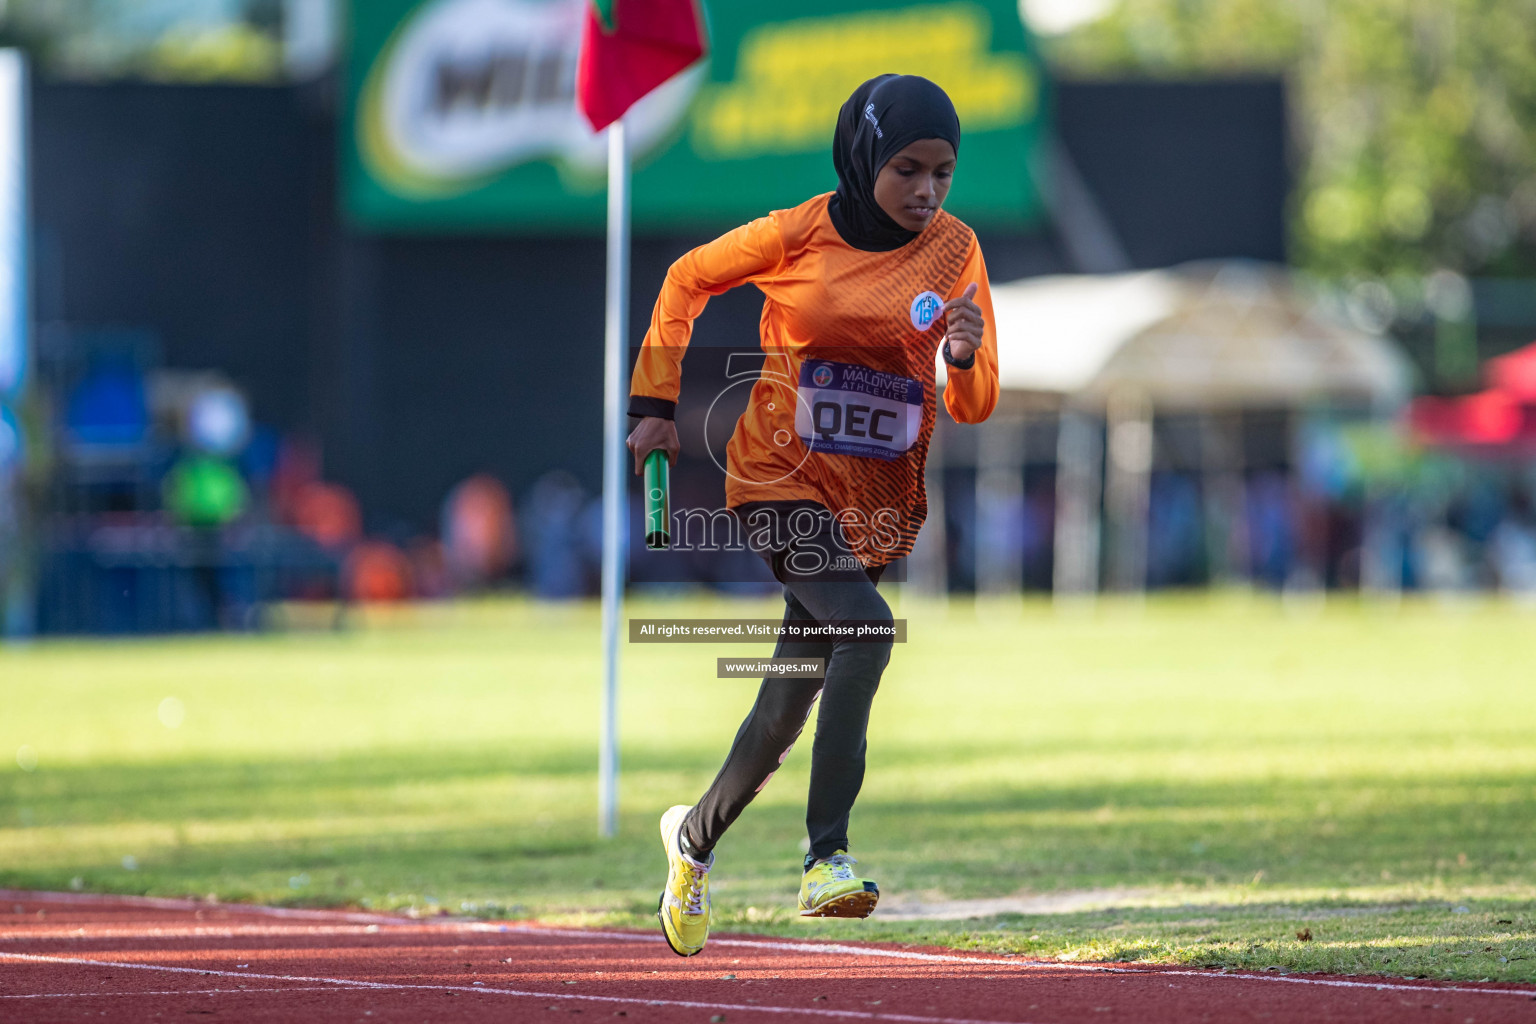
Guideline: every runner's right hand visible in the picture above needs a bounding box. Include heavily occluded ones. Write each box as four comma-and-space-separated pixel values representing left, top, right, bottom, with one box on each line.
627, 416, 680, 475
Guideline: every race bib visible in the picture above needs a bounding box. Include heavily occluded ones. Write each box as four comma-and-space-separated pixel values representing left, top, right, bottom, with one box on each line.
795, 359, 923, 461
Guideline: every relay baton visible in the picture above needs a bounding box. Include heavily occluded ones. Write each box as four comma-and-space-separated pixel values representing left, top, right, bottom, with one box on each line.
644, 448, 671, 550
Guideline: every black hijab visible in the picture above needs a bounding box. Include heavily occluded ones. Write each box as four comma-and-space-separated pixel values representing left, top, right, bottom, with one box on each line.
827, 74, 962, 252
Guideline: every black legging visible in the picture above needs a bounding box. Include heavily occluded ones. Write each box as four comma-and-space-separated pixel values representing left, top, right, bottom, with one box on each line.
683, 510, 894, 861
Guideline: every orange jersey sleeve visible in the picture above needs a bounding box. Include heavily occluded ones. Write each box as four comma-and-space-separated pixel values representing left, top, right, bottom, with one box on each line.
941, 237, 999, 424
628, 213, 787, 418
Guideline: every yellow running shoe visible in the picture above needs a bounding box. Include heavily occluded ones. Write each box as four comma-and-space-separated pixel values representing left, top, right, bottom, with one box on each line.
798, 851, 879, 918
657, 805, 712, 956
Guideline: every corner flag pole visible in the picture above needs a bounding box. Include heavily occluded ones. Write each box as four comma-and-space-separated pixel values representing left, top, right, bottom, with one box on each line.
598, 118, 629, 839
578, 0, 705, 842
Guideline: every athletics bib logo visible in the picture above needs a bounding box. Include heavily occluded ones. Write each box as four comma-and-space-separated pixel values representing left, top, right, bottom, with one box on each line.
909, 291, 944, 331
796, 358, 923, 461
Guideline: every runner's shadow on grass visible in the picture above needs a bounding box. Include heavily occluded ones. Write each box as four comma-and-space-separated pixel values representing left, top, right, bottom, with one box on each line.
3, 751, 1532, 924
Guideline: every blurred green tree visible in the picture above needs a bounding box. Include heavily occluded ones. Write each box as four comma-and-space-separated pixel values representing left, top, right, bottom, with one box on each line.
0, 0, 282, 82
1046, 0, 1536, 277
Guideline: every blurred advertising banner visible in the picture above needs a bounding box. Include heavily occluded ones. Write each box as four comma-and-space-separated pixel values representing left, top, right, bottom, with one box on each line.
0, 50, 25, 403
0, 48, 26, 640
343, 0, 1046, 231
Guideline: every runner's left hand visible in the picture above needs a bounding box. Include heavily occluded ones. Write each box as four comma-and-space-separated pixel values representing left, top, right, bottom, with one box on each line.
943, 283, 983, 362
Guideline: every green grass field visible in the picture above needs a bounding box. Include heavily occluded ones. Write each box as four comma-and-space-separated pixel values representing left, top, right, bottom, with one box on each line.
2, 593, 1534, 983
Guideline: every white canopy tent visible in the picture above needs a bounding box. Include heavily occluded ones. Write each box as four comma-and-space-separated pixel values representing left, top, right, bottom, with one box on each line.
940, 261, 1413, 409
919, 262, 1415, 596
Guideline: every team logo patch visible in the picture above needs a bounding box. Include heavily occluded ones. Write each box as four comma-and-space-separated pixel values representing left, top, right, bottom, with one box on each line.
812, 364, 834, 387
909, 291, 944, 331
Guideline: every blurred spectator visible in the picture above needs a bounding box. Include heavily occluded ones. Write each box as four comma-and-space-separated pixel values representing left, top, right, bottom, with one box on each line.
1247, 473, 1297, 588
440, 473, 518, 591
1487, 491, 1536, 597
580, 495, 605, 585
1147, 474, 1203, 588
184, 385, 250, 457
290, 481, 363, 549
163, 451, 249, 630
271, 435, 322, 512
1414, 526, 1473, 592
65, 353, 148, 446
163, 453, 248, 528
345, 540, 415, 603
0, 403, 26, 637
1021, 483, 1057, 591
523, 470, 589, 599
239, 424, 282, 509
408, 537, 450, 599
162, 383, 255, 628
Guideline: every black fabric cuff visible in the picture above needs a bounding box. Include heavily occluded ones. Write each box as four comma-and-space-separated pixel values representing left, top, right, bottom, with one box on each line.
942, 339, 976, 370
627, 395, 676, 420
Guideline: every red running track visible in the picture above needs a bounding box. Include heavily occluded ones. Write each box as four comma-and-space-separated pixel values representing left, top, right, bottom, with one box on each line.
2, 890, 1533, 1023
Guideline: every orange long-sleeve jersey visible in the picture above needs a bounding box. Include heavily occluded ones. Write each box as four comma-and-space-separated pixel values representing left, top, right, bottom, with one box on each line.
630, 192, 999, 566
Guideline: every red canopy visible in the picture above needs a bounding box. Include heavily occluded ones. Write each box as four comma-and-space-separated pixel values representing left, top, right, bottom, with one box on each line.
1406, 339, 1536, 448
1487, 340, 1536, 401
1407, 388, 1528, 446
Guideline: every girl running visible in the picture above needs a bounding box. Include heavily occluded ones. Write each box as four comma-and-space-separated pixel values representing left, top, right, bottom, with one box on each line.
626, 74, 999, 957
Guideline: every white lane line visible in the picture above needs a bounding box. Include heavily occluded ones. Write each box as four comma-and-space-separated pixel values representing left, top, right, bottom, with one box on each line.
0, 953, 398, 989
7, 894, 1533, 1002
0, 987, 341, 1000
0, 952, 1035, 1024
0, 924, 504, 942
505, 926, 1536, 1000
0, 890, 405, 926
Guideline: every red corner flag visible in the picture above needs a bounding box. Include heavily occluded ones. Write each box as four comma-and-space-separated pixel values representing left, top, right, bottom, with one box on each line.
576, 0, 706, 132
